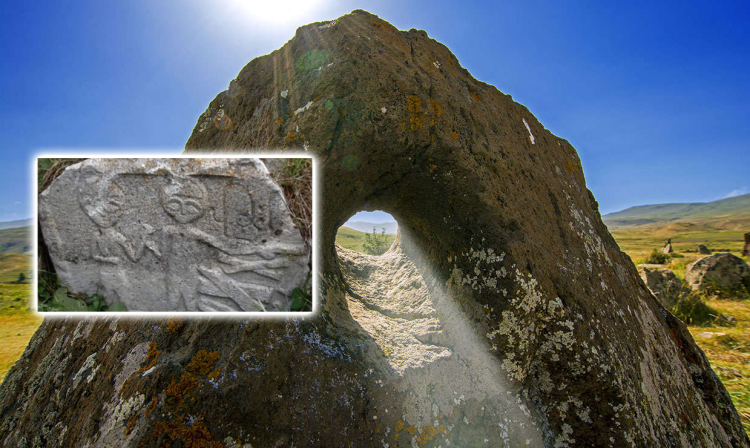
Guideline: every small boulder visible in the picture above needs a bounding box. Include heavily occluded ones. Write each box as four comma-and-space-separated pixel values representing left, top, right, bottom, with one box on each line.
743, 232, 750, 257
698, 244, 711, 255
638, 267, 689, 309
685, 252, 750, 298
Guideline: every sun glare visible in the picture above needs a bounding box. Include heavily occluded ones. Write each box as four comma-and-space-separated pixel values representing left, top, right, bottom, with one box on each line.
225, 0, 327, 27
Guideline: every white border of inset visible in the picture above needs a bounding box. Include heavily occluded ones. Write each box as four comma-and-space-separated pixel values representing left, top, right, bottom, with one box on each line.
33, 150, 319, 319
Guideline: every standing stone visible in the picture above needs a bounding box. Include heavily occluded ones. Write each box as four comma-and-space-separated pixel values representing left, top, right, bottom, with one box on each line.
662, 238, 673, 254
38, 158, 309, 312
2, 10, 747, 448
698, 244, 712, 255
743, 232, 750, 257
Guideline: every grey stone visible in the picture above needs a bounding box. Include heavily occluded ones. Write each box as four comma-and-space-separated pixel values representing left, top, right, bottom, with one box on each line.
685, 252, 750, 297
638, 267, 689, 309
698, 244, 711, 254
39, 158, 309, 312
743, 232, 750, 257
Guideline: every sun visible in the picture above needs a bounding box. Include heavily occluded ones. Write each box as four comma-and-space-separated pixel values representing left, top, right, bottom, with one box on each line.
224, 0, 327, 27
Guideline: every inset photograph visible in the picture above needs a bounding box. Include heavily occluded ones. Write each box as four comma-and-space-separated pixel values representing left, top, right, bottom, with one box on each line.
35, 156, 313, 314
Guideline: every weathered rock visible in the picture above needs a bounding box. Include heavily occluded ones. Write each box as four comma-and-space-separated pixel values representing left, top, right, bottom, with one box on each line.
638, 267, 689, 309
685, 252, 750, 298
698, 244, 712, 255
39, 158, 309, 312
662, 239, 673, 254
743, 232, 750, 257
2, 10, 747, 448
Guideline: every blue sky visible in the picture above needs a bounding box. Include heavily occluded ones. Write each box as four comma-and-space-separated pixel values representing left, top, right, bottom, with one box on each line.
1, 0, 748, 223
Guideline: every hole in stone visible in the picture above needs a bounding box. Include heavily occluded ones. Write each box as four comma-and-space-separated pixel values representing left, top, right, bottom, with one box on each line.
335, 210, 398, 255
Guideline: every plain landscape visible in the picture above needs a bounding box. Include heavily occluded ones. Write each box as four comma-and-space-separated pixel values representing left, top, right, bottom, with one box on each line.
1, 195, 749, 435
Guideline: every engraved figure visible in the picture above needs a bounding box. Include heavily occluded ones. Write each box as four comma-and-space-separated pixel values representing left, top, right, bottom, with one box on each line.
159, 177, 304, 311
77, 173, 160, 303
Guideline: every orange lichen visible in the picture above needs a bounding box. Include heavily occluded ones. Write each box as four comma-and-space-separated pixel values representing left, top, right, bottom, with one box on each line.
186, 350, 220, 376
450, 131, 459, 140
416, 423, 447, 445
274, 117, 284, 125
166, 318, 183, 334
145, 396, 158, 416
429, 98, 441, 125
165, 373, 197, 402
285, 132, 297, 143
137, 342, 161, 374
152, 417, 223, 448
400, 122, 406, 130
407, 95, 424, 131
565, 161, 577, 174
471, 91, 481, 102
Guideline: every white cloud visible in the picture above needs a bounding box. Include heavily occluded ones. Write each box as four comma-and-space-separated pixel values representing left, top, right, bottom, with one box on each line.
723, 187, 748, 199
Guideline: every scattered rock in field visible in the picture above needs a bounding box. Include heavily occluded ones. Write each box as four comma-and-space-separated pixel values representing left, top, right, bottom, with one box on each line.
743, 232, 750, 257
698, 244, 712, 255
685, 252, 750, 298
662, 238, 673, 254
638, 267, 689, 309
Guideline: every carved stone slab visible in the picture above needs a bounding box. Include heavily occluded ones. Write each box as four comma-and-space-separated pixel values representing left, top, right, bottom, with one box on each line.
39, 158, 310, 312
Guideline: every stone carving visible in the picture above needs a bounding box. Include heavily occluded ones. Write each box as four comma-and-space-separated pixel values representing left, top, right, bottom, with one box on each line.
38, 158, 310, 312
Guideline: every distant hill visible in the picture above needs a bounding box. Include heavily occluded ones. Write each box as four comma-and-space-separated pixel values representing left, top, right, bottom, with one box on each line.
0, 226, 32, 256
0, 219, 32, 230
0, 254, 32, 284
603, 194, 750, 230
336, 226, 397, 254
342, 221, 398, 234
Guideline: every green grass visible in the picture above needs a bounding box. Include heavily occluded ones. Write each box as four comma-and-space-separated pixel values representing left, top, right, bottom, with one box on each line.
0, 284, 43, 383
0, 226, 32, 256
0, 254, 32, 284
610, 226, 747, 264
335, 226, 396, 254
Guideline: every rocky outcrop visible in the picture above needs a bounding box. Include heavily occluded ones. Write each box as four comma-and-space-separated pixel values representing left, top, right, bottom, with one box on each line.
686, 252, 750, 298
2, 10, 747, 448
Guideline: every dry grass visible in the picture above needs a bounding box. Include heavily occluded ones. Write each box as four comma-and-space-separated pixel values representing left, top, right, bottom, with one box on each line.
689, 299, 750, 435
270, 158, 313, 244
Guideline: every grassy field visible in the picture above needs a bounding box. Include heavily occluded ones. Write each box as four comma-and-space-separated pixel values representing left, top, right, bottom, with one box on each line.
335, 226, 397, 253
0, 254, 32, 284
610, 226, 747, 263
608, 222, 750, 435
0, 284, 42, 383
0, 226, 32, 256
689, 300, 750, 434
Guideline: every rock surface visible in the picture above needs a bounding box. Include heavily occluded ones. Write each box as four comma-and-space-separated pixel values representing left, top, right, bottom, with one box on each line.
39, 158, 309, 312
685, 252, 750, 297
2, 10, 748, 448
744, 232, 750, 257
638, 267, 689, 309
698, 244, 712, 255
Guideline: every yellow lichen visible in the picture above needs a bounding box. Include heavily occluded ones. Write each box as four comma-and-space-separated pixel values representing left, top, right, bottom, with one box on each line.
407, 95, 424, 130
166, 318, 183, 334
450, 131, 459, 140
429, 98, 441, 125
